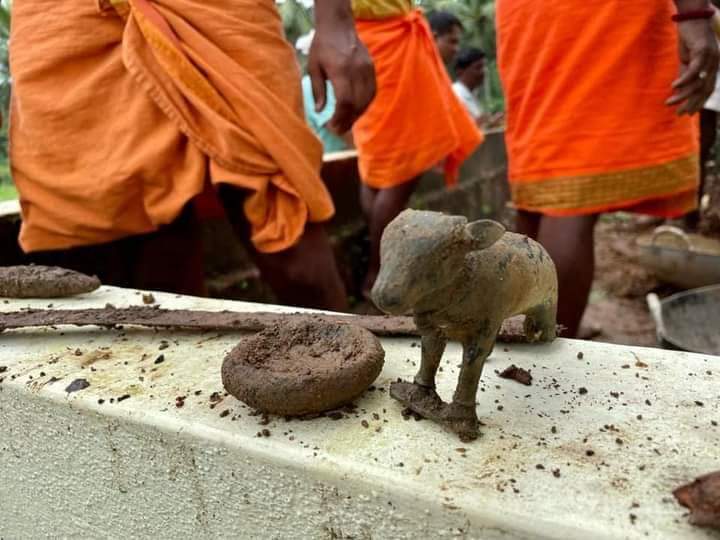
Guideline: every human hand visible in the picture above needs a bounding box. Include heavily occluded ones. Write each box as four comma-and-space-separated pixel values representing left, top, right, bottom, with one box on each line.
309, 1, 376, 135
667, 19, 720, 114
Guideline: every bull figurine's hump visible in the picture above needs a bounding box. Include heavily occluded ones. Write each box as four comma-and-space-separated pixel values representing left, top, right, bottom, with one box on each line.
371, 209, 558, 441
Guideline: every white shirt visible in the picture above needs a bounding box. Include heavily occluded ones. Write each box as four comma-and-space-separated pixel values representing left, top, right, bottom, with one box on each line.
452, 81, 482, 120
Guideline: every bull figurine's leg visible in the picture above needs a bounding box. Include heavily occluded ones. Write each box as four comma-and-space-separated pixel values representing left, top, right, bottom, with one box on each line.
390, 327, 447, 419
442, 330, 498, 441
523, 299, 557, 342
415, 329, 446, 389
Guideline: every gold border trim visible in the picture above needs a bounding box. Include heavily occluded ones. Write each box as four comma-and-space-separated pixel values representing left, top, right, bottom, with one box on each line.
511, 155, 699, 212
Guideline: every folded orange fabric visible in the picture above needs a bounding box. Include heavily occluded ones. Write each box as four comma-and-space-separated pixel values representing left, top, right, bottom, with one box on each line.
497, 0, 699, 218
10, 0, 333, 253
353, 10, 484, 189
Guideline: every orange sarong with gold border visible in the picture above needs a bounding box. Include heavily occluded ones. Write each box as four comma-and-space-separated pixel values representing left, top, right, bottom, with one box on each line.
497, 0, 699, 217
10, 0, 333, 253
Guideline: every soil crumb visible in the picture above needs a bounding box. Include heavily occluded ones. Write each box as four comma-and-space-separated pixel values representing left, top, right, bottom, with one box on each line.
0, 266, 101, 298
142, 293, 156, 305
674, 471, 720, 530
65, 378, 90, 393
499, 365, 532, 386
222, 321, 384, 416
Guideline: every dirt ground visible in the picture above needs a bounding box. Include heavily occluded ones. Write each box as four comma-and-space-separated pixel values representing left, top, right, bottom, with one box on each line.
582, 214, 676, 348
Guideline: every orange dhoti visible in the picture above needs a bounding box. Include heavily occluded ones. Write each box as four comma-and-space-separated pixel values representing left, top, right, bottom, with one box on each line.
497, 0, 699, 217
10, 0, 333, 253
353, 10, 483, 189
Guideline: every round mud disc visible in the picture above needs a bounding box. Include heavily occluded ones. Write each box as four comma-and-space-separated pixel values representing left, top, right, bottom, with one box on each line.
0, 265, 101, 298
221, 320, 385, 416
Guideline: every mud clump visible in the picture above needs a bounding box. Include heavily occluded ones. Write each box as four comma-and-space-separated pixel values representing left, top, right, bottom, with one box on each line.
0, 266, 100, 298
221, 321, 385, 416
499, 365, 532, 386
674, 471, 720, 530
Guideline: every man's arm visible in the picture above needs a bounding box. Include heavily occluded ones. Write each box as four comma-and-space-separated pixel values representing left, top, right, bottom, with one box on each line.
308, 0, 376, 135
668, 0, 720, 114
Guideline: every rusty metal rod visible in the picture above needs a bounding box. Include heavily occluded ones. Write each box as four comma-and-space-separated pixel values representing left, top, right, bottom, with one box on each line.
0, 306, 553, 342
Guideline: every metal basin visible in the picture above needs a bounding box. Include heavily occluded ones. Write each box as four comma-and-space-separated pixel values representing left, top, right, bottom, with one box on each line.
636, 226, 720, 289
647, 285, 720, 355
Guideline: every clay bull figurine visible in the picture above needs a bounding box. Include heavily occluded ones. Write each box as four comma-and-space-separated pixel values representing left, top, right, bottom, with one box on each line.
371, 210, 558, 441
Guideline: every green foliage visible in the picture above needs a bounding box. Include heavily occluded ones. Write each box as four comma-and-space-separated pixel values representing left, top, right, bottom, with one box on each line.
278, 0, 314, 52
0, 179, 16, 201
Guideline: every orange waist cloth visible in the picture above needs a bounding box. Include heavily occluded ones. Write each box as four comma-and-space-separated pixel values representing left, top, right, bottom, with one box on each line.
497, 0, 699, 218
353, 10, 483, 189
10, 0, 333, 253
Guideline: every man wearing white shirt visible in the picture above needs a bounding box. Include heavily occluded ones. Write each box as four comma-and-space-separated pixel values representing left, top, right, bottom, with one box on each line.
452, 48, 486, 125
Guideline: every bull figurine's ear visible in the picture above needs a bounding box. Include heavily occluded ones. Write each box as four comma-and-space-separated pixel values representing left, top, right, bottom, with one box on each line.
464, 220, 505, 249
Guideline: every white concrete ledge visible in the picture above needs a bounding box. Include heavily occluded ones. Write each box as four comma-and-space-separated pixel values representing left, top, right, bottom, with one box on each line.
0, 287, 718, 539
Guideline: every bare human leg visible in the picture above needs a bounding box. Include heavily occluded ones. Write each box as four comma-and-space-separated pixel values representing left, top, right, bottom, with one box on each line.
700, 109, 717, 197
535, 214, 599, 338
28, 205, 207, 296
219, 185, 348, 312
360, 183, 377, 221
515, 209, 541, 239
363, 177, 420, 298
